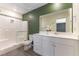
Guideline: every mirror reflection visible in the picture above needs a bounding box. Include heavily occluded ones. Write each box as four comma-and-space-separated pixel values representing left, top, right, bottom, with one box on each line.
40, 8, 72, 33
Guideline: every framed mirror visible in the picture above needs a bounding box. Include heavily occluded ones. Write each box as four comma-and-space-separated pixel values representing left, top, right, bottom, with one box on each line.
39, 8, 73, 33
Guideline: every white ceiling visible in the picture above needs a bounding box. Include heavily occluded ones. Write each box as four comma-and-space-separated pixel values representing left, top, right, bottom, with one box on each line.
0, 3, 46, 15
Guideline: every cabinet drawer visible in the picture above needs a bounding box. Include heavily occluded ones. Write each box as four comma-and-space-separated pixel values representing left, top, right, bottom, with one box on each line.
33, 36, 41, 42
50, 37, 75, 46
33, 39, 41, 43
33, 42, 41, 46
33, 38, 41, 46
33, 36, 42, 46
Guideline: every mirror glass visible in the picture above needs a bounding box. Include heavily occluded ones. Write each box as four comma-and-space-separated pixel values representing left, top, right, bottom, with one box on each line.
39, 8, 72, 33
56, 18, 66, 32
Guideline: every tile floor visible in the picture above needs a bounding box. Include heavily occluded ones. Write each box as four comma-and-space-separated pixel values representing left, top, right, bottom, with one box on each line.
2, 46, 40, 56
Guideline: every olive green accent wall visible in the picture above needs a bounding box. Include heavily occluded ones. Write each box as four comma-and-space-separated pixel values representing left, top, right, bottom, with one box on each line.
23, 3, 72, 34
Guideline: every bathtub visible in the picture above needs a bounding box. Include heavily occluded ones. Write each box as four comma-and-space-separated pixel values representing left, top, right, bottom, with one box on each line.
0, 39, 23, 55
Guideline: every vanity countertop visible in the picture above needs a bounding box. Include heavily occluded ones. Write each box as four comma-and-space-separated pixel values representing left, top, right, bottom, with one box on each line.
34, 32, 79, 40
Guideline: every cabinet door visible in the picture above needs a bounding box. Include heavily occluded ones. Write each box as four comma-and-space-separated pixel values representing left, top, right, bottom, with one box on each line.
33, 35, 42, 46
33, 35, 42, 55
42, 36, 51, 56
55, 43, 74, 56
34, 45, 42, 55
50, 43, 55, 56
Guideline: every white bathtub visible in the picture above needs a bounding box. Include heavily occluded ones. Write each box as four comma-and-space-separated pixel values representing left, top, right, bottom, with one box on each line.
0, 39, 23, 55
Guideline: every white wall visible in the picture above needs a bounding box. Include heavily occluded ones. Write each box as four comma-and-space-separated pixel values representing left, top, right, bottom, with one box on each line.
0, 8, 22, 19
0, 15, 28, 43
0, 7, 29, 43
73, 4, 79, 35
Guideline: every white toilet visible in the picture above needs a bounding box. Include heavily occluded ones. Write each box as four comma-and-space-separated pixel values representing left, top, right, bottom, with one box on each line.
16, 31, 32, 51
23, 35, 33, 51
24, 40, 32, 50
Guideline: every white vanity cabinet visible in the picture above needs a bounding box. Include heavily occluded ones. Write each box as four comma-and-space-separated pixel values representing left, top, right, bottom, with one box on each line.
50, 37, 75, 56
33, 35, 42, 55
32, 35, 54, 56
32, 34, 79, 56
